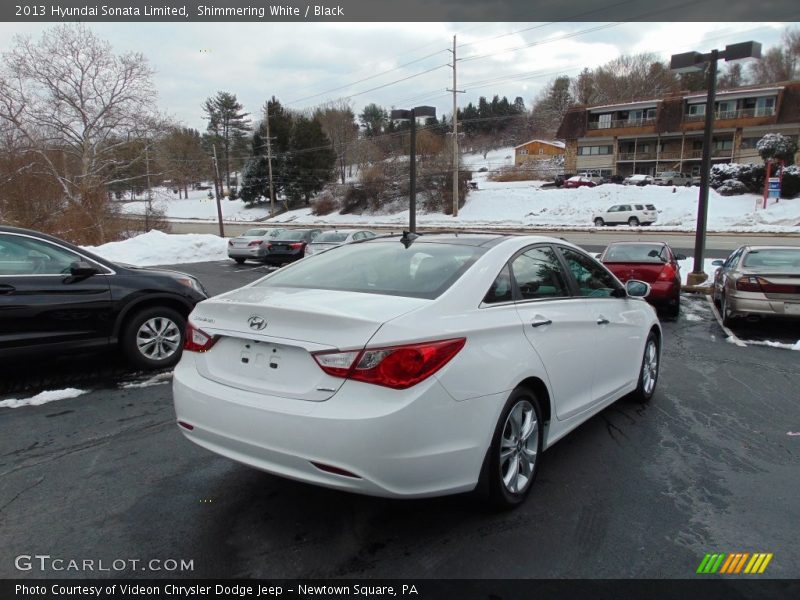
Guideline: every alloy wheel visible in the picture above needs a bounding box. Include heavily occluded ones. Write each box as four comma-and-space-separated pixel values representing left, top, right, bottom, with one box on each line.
641, 338, 659, 396
499, 400, 539, 494
136, 317, 181, 361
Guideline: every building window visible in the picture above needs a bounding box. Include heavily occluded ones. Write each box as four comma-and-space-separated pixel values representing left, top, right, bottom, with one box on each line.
518, 149, 528, 155
755, 97, 776, 116
578, 145, 613, 156
598, 114, 612, 129
713, 139, 733, 151
740, 137, 761, 150
539, 148, 544, 154
716, 100, 737, 118
688, 104, 705, 116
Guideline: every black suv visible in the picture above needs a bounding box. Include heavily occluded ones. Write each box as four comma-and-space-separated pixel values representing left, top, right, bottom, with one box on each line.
0, 227, 208, 369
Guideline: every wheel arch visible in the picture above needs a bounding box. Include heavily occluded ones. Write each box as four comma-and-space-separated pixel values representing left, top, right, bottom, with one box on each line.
112, 294, 194, 342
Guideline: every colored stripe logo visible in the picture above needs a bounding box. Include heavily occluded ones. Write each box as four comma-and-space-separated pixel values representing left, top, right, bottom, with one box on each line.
697, 552, 773, 574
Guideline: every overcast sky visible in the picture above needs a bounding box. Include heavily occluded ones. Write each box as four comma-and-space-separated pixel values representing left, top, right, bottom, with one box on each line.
0, 21, 791, 131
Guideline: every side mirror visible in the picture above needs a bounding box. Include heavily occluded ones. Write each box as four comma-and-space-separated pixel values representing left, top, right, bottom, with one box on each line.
625, 279, 651, 298
69, 261, 100, 277
711, 259, 724, 267
675, 253, 687, 261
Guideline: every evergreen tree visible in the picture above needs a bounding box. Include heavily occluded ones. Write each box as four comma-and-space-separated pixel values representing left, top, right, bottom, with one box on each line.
285, 116, 336, 205
359, 103, 388, 137
202, 91, 251, 188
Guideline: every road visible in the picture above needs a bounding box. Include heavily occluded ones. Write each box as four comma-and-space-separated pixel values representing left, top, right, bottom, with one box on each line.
1, 261, 798, 580
165, 219, 800, 258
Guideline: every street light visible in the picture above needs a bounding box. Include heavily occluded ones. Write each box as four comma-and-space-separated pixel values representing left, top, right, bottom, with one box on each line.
390, 105, 436, 233
670, 41, 761, 286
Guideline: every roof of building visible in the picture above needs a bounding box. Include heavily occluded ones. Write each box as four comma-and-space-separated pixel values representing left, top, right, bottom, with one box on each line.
514, 139, 565, 150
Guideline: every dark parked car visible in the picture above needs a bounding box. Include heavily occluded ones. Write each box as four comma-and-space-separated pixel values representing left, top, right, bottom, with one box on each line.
263, 228, 322, 265
600, 241, 685, 318
0, 227, 207, 369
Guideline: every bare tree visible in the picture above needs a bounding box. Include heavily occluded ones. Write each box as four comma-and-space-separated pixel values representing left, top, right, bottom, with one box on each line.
0, 24, 158, 243
313, 100, 358, 184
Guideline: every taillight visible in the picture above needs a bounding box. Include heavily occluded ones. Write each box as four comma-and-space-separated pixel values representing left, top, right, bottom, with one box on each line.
183, 322, 218, 352
735, 276, 763, 292
312, 338, 466, 390
227, 240, 233, 246
658, 264, 677, 281
248, 240, 262, 247
753, 277, 796, 294
290, 242, 305, 250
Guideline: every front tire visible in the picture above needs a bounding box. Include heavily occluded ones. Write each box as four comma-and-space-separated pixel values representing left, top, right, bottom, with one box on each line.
632, 331, 659, 403
594, 218, 605, 227
485, 387, 543, 509
121, 307, 186, 370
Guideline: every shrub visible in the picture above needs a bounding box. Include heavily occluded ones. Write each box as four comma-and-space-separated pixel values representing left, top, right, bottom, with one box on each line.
709, 163, 764, 193
716, 180, 748, 196
780, 165, 800, 198
310, 190, 338, 216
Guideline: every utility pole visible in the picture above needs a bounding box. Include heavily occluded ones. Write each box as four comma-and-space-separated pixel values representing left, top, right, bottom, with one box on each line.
144, 137, 152, 231
447, 35, 465, 217
265, 110, 276, 217
212, 144, 225, 237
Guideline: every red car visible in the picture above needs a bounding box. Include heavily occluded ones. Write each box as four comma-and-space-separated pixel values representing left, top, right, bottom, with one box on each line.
563, 175, 597, 188
600, 241, 686, 318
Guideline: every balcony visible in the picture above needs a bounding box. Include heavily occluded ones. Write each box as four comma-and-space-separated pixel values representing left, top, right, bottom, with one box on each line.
587, 117, 657, 130
684, 107, 776, 122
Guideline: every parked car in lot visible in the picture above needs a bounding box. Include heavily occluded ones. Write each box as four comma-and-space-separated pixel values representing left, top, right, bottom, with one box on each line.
173, 233, 661, 507
227, 227, 285, 264
653, 171, 692, 186
305, 229, 376, 256
600, 241, 686, 318
593, 204, 658, 227
262, 228, 322, 265
563, 175, 597, 188
0, 226, 207, 369
577, 171, 604, 185
712, 245, 800, 326
623, 174, 654, 186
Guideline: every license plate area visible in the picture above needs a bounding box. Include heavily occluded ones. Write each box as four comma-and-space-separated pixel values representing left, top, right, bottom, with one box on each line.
785, 303, 800, 315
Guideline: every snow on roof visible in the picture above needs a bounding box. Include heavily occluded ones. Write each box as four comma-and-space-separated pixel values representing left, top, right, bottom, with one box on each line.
588, 99, 660, 112
514, 139, 566, 150
684, 86, 784, 103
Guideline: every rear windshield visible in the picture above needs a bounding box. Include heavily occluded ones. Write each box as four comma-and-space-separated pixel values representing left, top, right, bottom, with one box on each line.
742, 249, 800, 270
313, 232, 349, 243
603, 243, 667, 263
646, 204, 656, 210
274, 229, 312, 240
255, 241, 486, 299
244, 229, 268, 236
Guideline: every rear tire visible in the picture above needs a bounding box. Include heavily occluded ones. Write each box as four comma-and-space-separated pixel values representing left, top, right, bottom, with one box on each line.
233, 258, 245, 264
483, 387, 544, 509
594, 218, 605, 227
632, 331, 659, 403
628, 217, 640, 227
720, 292, 734, 327
665, 293, 680, 319
121, 307, 186, 370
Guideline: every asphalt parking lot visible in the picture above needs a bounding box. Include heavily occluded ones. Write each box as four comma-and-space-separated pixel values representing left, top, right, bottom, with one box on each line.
1, 259, 799, 579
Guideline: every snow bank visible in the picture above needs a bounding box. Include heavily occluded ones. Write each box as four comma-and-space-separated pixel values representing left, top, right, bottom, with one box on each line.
84, 230, 228, 267
0, 388, 87, 409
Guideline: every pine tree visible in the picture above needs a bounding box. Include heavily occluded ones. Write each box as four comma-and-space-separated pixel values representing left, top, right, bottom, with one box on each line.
202, 91, 251, 188
285, 116, 336, 206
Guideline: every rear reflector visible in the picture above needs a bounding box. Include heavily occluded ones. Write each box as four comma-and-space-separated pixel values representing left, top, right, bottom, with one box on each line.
289, 242, 305, 250
177, 421, 194, 431
310, 461, 361, 479
313, 338, 466, 390
184, 322, 218, 353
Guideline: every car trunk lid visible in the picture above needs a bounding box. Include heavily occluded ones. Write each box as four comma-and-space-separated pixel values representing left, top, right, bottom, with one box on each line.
605, 262, 667, 284
189, 286, 428, 400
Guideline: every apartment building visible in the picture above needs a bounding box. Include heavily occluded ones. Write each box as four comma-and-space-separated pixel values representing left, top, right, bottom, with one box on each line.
556, 81, 800, 178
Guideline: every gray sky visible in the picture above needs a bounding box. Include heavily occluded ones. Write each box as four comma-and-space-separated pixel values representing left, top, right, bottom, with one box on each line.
0, 22, 790, 131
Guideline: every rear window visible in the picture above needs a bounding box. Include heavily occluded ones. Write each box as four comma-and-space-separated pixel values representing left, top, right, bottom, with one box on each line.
635, 205, 644, 210
313, 232, 349, 243
255, 241, 486, 299
274, 229, 311, 240
244, 229, 268, 236
603, 243, 667, 263
742, 249, 800, 270
646, 204, 656, 210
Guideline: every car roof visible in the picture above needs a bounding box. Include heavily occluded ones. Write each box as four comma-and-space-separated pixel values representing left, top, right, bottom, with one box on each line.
606, 240, 667, 246
742, 245, 800, 251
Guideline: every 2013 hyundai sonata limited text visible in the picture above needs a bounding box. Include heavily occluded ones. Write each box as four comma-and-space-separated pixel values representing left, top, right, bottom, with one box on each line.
173, 234, 661, 507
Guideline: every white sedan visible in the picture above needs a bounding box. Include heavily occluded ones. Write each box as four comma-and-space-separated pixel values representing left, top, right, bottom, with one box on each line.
173, 234, 661, 508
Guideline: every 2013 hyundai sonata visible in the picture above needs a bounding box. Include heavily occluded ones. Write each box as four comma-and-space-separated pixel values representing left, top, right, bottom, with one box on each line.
172, 234, 661, 507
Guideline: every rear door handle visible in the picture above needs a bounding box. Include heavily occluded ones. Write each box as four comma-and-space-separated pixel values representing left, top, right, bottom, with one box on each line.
531, 318, 552, 328
0, 284, 15, 295
596, 316, 610, 325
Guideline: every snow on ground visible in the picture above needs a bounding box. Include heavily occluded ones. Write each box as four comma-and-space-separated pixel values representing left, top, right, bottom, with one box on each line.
0, 388, 87, 409
126, 149, 800, 233
83, 229, 228, 266
743, 339, 800, 351
677, 258, 719, 286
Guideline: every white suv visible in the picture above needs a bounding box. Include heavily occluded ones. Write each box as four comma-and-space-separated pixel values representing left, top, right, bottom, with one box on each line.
593, 204, 658, 227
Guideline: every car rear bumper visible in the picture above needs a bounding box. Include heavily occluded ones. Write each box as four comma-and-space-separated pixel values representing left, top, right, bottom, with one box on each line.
263, 251, 303, 264
228, 247, 266, 259
647, 280, 680, 303
727, 293, 800, 318
172, 354, 498, 498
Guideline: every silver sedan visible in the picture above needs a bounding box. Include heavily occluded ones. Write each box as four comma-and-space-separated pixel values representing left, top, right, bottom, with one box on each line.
227, 228, 285, 264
